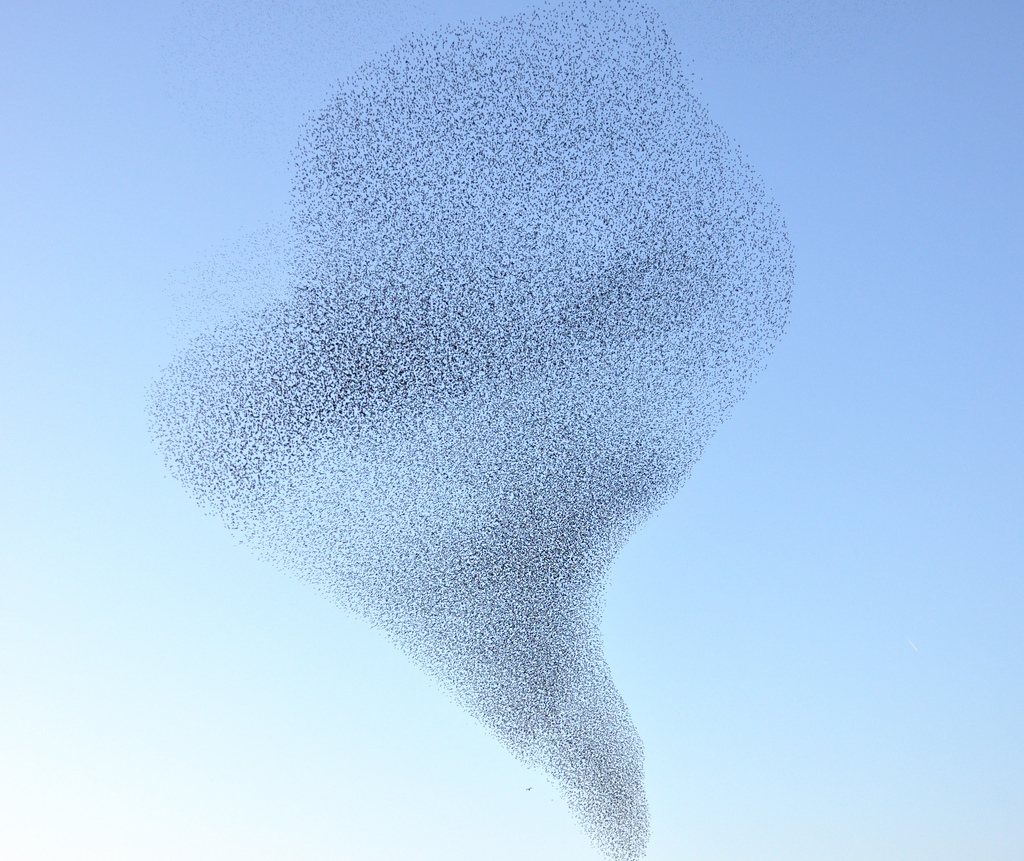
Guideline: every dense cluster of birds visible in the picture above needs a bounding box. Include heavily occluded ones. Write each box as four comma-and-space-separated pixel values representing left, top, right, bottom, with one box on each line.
150, 2, 792, 857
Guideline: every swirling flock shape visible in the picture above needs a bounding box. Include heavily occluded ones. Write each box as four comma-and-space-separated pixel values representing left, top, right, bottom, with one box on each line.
150, 2, 793, 857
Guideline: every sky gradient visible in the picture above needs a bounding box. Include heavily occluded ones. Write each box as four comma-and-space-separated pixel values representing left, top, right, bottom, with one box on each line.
2, 1, 1022, 859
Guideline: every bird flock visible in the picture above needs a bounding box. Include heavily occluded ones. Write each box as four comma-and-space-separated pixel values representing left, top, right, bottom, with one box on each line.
150, 2, 793, 857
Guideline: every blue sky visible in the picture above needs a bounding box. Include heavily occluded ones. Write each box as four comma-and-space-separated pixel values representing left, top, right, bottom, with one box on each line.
1, 1, 1021, 858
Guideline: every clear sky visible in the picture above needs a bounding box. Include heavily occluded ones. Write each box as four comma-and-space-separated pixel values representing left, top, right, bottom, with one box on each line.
1, 1, 1021, 859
